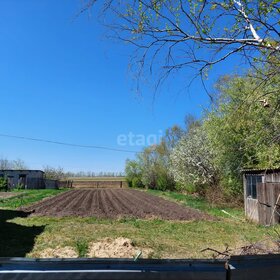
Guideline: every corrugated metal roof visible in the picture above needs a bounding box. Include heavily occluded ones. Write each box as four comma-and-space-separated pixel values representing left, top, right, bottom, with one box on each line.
0, 170, 44, 173
241, 168, 280, 173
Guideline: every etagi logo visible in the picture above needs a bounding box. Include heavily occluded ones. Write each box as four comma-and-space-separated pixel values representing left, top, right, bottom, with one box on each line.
117, 131, 163, 147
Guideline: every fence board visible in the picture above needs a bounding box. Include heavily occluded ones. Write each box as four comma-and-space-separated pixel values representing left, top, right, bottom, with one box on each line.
1, 255, 280, 280
230, 254, 280, 280
0, 258, 226, 280
257, 183, 280, 225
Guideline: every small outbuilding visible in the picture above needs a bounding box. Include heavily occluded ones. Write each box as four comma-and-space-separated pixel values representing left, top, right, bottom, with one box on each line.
0, 170, 58, 190
242, 168, 280, 225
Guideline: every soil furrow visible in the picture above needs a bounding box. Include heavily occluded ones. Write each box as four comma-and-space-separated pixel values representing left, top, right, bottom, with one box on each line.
24, 190, 76, 213
130, 190, 204, 220
120, 189, 165, 216
23, 188, 213, 221
73, 190, 94, 215
34, 190, 84, 216
109, 189, 146, 216
105, 189, 134, 214
55, 190, 88, 215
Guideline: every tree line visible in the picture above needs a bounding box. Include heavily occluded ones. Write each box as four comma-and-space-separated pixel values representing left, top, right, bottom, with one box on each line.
38, 167, 125, 180
0, 159, 124, 180
125, 68, 280, 202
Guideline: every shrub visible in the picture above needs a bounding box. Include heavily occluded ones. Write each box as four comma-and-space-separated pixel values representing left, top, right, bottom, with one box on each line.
155, 170, 175, 191
131, 177, 144, 188
125, 159, 144, 188
175, 182, 196, 193
0, 177, 8, 192
75, 239, 88, 257
14, 183, 24, 190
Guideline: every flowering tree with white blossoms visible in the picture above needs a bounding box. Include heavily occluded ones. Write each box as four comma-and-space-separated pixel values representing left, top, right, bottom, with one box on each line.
170, 127, 219, 190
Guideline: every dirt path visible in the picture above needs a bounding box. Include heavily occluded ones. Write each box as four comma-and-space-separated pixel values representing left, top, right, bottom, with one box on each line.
23, 189, 213, 221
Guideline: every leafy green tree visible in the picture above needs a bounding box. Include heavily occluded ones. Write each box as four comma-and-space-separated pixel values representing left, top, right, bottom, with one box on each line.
137, 146, 160, 189
125, 159, 144, 188
204, 73, 280, 195
125, 124, 185, 190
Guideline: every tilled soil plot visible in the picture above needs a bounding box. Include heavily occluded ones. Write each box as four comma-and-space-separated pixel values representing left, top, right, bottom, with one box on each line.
23, 189, 213, 221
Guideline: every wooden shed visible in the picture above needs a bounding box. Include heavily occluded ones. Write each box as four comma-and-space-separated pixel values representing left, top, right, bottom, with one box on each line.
0, 170, 58, 190
242, 168, 280, 225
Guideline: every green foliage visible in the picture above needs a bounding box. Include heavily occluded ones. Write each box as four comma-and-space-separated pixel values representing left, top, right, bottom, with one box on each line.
125, 125, 185, 191
92, 0, 280, 94
14, 183, 25, 191
147, 189, 243, 218
125, 159, 144, 188
204, 73, 280, 195
0, 177, 8, 192
75, 239, 89, 257
174, 182, 196, 193
125, 68, 280, 201
131, 177, 143, 188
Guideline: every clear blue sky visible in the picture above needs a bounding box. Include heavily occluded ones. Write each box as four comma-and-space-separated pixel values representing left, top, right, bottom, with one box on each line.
0, 0, 241, 173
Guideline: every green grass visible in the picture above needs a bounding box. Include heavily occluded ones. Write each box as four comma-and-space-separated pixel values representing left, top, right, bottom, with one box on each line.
75, 239, 89, 257
146, 189, 244, 218
7, 215, 279, 259
0, 189, 68, 209
1, 188, 279, 259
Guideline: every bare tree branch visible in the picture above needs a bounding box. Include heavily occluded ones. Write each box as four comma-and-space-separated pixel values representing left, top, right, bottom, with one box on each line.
79, 0, 280, 92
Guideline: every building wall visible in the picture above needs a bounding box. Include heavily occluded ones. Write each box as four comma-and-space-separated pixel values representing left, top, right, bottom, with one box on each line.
44, 179, 58, 189
257, 183, 280, 225
244, 170, 280, 224
0, 170, 44, 189
245, 197, 259, 222
264, 172, 280, 183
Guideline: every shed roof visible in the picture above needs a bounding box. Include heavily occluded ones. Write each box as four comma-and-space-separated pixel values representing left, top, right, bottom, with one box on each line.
0, 169, 44, 173
241, 168, 280, 174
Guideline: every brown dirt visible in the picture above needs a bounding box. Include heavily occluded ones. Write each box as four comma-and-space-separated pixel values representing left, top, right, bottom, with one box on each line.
37, 247, 78, 258
88, 237, 153, 258
23, 189, 213, 221
0, 192, 19, 199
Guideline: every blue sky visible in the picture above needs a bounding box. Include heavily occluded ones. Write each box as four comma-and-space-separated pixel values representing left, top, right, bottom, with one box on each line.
0, 1, 241, 172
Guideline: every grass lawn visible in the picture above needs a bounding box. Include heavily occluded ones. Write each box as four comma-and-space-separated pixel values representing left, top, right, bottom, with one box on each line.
146, 189, 244, 218
0, 189, 68, 209
0, 189, 279, 258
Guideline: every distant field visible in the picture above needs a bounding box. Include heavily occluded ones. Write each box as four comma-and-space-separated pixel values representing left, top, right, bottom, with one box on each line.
68, 177, 126, 181
67, 177, 128, 188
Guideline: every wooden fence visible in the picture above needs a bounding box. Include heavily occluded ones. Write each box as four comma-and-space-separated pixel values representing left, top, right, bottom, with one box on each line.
257, 183, 280, 225
72, 180, 128, 189
58, 180, 128, 189
1, 254, 280, 280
